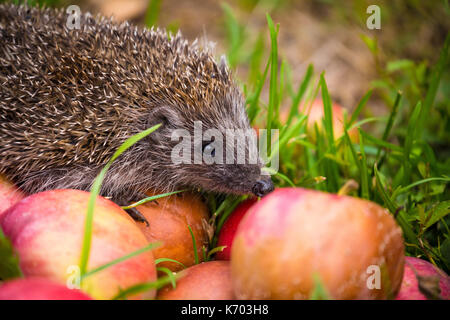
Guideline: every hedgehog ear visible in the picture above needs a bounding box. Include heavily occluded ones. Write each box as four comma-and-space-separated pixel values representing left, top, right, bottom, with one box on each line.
146, 105, 180, 138
219, 55, 228, 76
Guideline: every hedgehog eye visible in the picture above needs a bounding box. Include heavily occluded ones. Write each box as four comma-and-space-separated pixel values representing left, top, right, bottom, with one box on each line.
202, 141, 215, 157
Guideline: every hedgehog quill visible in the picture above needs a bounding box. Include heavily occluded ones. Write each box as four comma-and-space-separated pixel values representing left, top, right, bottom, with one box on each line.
0, 4, 273, 221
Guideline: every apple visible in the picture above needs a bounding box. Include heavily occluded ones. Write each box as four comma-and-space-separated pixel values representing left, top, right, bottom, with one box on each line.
306, 99, 358, 141
0, 175, 25, 218
0, 278, 92, 300
231, 188, 405, 299
135, 191, 210, 272
0, 189, 157, 300
157, 261, 234, 300
281, 99, 358, 142
395, 257, 449, 300
215, 198, 257, 260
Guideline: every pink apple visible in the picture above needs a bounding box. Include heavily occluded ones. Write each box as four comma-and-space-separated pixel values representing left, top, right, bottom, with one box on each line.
231, 188, 405, 299
0, 189, 157, 300
395, 257, 449, 300
280, 99, 359, 142
157, 261, 234, 300
216, 198, 257, 260
0, 278, 92, 300
305, 99, 359, 142
0, 175, 25, 219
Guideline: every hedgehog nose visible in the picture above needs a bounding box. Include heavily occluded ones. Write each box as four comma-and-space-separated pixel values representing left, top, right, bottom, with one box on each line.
252, 179, 274, 197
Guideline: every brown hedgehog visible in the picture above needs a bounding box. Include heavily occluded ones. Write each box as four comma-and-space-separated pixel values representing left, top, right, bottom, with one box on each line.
0, 4, 273, 220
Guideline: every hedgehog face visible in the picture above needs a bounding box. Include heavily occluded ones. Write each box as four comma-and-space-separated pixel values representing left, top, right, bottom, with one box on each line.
144, 91, 273, 197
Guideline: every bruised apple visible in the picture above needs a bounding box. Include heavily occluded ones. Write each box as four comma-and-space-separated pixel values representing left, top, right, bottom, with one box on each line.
395, 257, 449, 300
0, 175, 25, 218
135, 191, 209, 271
216, 198, 257, 260
0, 278, 92, 300
231, 188, 405, 299
157, 261, 234, 300
0, 189, 157, 300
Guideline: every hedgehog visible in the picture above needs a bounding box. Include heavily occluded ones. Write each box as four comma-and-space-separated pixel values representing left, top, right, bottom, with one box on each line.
0, 4, 273, 221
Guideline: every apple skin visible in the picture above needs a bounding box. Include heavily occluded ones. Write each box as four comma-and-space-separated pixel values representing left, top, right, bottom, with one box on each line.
0, 189, 157, 300
306, 99, 358, 142
0, 278, 92, 300
395, 257, 449, 300
135, 191, 210, 272
231, 188, 405, 300
157, 261, 234, 300
281, 99, 358, 142
0, 175, 25, 218
216, 198, 257, 260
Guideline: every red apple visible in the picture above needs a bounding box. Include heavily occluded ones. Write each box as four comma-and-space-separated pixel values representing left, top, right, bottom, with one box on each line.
135, 191, 210, 272
0, 189, 157, 300
395, 257, 449, 300
157, 261, 234, 300
216, 198, 257, 260
0, 278, 92, 300
0, 175, 25, 219
231, 188, 405, 299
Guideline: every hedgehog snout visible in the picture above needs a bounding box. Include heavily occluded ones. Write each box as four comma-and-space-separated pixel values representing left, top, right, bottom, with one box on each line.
251, 178, 274, 197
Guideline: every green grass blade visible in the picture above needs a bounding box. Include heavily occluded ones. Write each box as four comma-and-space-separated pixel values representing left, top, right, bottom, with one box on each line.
423, 201, 450, 230
320, 73, 336, 146
286, 64, 314, 126
145, 0, 162, 27
266, 14, 280, 154
81, 242, 162, 279
344, 129, 361, 171
121, 189, 186, 210
360, 131, 403, 153
358, 129, 370, 200
320, 73, 340, 192
113, 273, 182, 300
188, 225, 199, 265
381, 91, 402, 142
155, 258, 186, 269
221, 3, 244, 67
0, 228, 23, 279
403, 101, 422, 185
376, 91, 402, 160
269, 115, 307, 161
263, 167, 296, 187
373, 165, 397, 213
207, 246, 227, 260
310, 273, 330, 300
417, 33, 450, 137
156, 266, 177, 289
79, 124, 161, 277
391, 176, 450, 199
247, 57, 271, 123
374, 165, 417, 244
214, 197, 244, 244
348, 89, 373, 128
